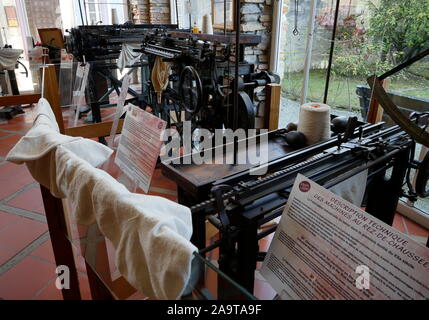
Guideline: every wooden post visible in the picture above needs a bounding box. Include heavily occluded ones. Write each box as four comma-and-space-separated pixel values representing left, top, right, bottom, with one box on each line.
367, 78, 390, 124
43, 65, 65, 133
38, 64, 132, 300
40, 186, 82, 300
39, 65, 81, 299
265, 84, 281, 130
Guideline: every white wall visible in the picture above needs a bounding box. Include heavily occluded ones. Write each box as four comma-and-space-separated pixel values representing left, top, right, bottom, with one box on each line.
60, 0, 76, 32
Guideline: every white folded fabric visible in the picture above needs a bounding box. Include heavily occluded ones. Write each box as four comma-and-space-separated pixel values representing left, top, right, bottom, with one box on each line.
117, 43, 142, 71
0, 48, 23, 70
55, 146, 197, 299
6, 97, 197, 299
6, 98, 113, 195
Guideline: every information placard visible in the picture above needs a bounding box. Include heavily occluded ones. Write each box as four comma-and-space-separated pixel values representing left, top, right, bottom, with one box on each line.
108, 74, 131, 149
261, 174, 429, 300
71, 63, 90, 126
115, 105, 167, 193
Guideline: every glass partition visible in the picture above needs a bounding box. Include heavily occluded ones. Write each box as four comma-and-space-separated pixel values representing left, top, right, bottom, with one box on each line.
278, 0, 429, 126
58, 148, 258, 300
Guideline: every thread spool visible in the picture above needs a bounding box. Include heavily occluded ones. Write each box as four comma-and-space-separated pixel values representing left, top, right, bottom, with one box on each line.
298, 102, 331, 145
202, 14, 213, 35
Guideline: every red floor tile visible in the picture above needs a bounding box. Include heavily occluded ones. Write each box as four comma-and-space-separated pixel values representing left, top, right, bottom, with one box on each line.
0, 135, 24, 157
79, 273, 92, 300
0, 163, 35, 195
29, 239, 55, 263
0, 256, 56, 300
0, 130, 12, 138
0, 163, 35, 200
0, 117, 33, 132
0, 217, 47, 252
403, 216, 429, 237
0, 246, 15, 265
33, 278, 63, 300
0, 211, 22, 231
392, 214, 406, 233
6, 186, 45, 215
0, 123, 30, 132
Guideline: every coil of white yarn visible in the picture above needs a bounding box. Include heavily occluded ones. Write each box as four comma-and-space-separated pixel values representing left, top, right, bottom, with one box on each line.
202, 14, 214, 35
298, 102, 331, 145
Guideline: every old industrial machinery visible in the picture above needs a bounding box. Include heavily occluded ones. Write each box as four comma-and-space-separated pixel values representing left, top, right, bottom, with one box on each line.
65, 23, 179, 129
65, 23, 279, 140
161, 49, 429, 299
162, 113, 429, 299
66, 22, 178, 63
136, 30, 279, 134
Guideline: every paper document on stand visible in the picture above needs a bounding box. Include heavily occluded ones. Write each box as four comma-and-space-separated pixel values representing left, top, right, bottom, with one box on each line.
261, 174, 429, 300
115, 105, 167, 193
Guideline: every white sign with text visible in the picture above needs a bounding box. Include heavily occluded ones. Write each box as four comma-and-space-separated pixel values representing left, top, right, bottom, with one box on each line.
115, 105, 167, 193
261, 174, 429, 300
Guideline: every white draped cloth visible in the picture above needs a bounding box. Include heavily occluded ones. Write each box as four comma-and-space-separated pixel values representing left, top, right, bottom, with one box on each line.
117, 43, 142, 71
6, 98, 197, 299
0, 48, 23, 71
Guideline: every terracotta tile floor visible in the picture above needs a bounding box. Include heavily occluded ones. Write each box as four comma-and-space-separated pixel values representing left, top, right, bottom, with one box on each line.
0, 105, 428, 300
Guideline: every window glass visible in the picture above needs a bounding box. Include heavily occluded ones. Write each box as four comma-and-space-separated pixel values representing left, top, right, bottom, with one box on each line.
279, 0, 428, 124
279, 0, 429, 215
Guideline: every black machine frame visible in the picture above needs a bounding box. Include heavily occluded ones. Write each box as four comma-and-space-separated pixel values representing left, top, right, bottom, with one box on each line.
66, 18, 279, 145
161, 45, 429, 299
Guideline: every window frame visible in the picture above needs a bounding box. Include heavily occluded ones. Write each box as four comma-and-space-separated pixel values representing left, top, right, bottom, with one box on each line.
4, 6, 19, 27
211, 0, 236, 31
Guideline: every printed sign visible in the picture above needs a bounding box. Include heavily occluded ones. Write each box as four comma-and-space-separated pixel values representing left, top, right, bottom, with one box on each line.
115, 105, 167, 193
261, 174, 429, 300
71, 63, 90, 126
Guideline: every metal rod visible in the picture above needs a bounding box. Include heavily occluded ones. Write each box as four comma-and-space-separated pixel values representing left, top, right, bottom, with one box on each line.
78, 0, 86, 26
83, 0, 89, 25
323, 0, 340, 104
188, 0, 192, 29
300, 0, 318, 105
233, 0, 240, 131
224, 0, 227, 35
175, 0, 179, 27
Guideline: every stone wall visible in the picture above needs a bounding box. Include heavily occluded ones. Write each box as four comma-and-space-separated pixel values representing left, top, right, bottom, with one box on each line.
130, 0, 170, 24
130, 0, 149, 24
239, 0, 273, 128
